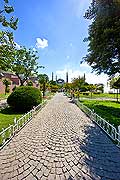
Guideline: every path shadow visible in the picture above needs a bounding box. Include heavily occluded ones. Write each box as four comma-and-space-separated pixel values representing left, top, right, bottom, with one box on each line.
71, 123, 120, 179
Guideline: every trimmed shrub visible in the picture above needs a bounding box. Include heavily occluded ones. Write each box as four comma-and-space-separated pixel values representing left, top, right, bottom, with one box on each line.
7, 86, 42, 112
83, 92, 89, 96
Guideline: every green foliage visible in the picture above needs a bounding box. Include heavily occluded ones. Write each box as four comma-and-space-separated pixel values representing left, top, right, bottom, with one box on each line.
38, 74, 49, 84
0, 0, 18, 30
63, 83, 72, 91
80, 99, 120, 128
38, 74, 49, 97
7, 86, 42, 112
11, 47, 42, 86
27, 81, 33, 86
49, 80, 57, 85
71, 76, 87, 91
0, 31, 15, 70
0, 0, 18, 71
50, 85, 59, 92
0, 93, 10, 100
83, 0, 120, 76
109, 76, 120, 89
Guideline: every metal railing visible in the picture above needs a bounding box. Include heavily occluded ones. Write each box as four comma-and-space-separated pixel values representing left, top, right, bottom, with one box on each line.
73, 98, 120, 146
0, 100, 47, 149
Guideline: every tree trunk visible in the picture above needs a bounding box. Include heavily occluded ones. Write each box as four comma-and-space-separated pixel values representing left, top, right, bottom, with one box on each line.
43, 82, 46, 97
16, 73, 24, 86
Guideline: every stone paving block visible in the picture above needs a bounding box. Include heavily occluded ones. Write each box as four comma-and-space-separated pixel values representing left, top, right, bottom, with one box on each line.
17, 173, 25, 180
44, 169, 50, 177
51, 167, 56, 174
18, 166, 24, 174
1, 93, 120, 180
23, 163, 30, 171
11, 176, 18, 180
55, 174, 61, 180
32, 168, 38, 176
69, 169, 76, 178
56, 168, 63, 175
25, 173, 37, 180
36, 170, 43, 179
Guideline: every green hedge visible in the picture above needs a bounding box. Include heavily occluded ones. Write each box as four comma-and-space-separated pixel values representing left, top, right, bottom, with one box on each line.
7, 86, 42, 112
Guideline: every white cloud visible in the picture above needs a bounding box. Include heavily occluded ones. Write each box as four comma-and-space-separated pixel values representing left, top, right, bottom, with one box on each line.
36, 38, 48, 49
80, 62, 90, 69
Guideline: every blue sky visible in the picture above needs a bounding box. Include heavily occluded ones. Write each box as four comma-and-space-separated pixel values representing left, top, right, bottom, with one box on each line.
5, 0, 108, 87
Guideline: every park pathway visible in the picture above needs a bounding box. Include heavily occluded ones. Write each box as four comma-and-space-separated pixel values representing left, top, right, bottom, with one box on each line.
0, 93, 120, 180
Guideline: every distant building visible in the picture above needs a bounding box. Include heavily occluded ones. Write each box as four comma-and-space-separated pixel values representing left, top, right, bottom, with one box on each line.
56, 79, 65, 85
0, 70, 39, 94
0, 70, 20, 94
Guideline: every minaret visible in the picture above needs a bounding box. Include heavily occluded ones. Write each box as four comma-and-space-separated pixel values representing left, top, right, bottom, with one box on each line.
83, 73, 86, 82
66, 72, 68, 83
56, 75, 57, 82
52, 72, 54, 81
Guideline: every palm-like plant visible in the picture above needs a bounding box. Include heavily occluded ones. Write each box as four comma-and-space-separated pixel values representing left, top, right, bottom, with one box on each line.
38, 74, 49, 97
2, 78, 11, 94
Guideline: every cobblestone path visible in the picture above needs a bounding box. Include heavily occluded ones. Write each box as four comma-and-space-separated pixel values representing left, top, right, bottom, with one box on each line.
0, 93, 120, 180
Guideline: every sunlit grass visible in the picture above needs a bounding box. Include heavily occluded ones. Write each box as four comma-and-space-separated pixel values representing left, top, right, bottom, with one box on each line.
80, 99, 120, 128
78, 93, 120, 99
0, 107, 23, 132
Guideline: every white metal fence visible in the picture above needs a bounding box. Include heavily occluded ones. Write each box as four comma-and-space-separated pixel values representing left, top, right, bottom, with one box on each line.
0, 100, 47, 149
73, 98, 120, 146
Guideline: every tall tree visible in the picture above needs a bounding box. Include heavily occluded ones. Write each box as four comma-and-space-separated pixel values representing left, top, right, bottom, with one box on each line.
87, 84, 97, 98
83, 0, 120, 76
108, 75, 120, 102
0, 31, 15, 70
11, 47, 42, 86
71, 76, 86, 91
0, 0, 18, 70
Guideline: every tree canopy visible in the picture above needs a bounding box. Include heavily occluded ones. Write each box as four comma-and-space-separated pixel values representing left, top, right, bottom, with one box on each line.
0, 0, 18, 71
71, 76, 88, 91
0, 31, 15, 70
83, 0, 120, 76
11, 47, 42, 86
0, 0, 18, 30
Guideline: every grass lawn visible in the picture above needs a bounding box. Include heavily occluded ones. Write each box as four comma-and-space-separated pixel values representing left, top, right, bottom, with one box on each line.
79, 99, 120, 128
78, 93, 120, 100
0, 107, 23, 132
0, 91, 55, 132
0, 93, 10, 100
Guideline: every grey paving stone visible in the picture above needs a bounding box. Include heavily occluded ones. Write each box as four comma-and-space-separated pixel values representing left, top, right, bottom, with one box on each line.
0, 93, 120, 180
